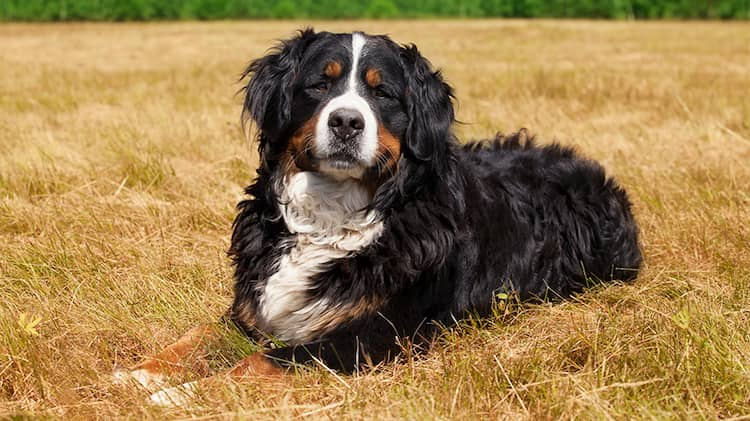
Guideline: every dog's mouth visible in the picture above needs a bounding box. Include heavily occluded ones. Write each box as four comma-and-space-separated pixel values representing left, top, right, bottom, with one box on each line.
294, 137, 370, 180
324, 152, 358, 169
317, 151, 366, 179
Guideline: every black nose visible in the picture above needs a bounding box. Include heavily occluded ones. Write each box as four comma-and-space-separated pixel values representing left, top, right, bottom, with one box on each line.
328, 108, 364, 140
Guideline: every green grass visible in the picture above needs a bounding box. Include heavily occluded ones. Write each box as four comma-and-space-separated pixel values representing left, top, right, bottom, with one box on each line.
1, 0, 749, 21
1, 20, 749, 419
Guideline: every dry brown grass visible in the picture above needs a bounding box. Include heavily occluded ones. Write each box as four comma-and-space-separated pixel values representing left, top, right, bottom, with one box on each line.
1, 20, 750, 419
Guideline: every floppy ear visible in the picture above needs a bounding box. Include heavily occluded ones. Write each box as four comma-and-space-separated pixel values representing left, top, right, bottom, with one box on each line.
399, 44, 455, 164
241, 28, 318, 141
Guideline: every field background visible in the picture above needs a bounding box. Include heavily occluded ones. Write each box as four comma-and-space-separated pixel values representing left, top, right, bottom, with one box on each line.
1, 20, 750, 419
2, 0, 750, 20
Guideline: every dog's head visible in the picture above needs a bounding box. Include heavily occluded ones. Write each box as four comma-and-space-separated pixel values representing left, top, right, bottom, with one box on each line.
241, 29, 454, 193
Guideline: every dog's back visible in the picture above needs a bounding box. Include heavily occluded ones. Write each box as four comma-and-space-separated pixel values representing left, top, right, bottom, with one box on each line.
452, 132, 641, 309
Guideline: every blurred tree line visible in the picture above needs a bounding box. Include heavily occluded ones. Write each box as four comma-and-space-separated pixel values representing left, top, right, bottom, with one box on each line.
1, 0, 748, 21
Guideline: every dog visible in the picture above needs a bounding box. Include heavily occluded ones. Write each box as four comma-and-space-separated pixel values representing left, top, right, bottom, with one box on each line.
116, 29, 642, 405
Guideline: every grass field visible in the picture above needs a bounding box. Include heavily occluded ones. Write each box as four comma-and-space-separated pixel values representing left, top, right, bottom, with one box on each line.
1, 20, 750, 419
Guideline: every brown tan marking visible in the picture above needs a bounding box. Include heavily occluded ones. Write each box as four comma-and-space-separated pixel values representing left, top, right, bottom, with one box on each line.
365, 68, 381, 87
357, 126, 402, 196
307, 295, 385, 340
231, 302, 257, 333
228, 353, 285, 378
129, 324, 220, 382
377, 126, 401, 175
283, 114, 320, 173
324, 61, 342, 79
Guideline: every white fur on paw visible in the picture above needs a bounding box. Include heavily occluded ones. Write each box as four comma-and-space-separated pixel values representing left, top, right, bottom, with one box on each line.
112, 368, 166, 391
148, 381, 199, 407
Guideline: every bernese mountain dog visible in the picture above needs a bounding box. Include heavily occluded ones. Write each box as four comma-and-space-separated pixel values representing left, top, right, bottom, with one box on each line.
116, 29, 642, 405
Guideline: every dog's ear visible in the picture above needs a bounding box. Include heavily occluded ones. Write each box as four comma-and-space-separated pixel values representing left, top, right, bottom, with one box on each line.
241, 28, 318, 140
399, 44, 455, 164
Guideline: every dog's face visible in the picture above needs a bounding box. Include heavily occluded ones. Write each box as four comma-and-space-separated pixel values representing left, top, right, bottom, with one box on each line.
242, 29, 454, 187
285, 32, 407, 180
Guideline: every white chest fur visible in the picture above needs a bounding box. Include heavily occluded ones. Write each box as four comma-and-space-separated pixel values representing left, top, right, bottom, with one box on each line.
257, 172, 383, 343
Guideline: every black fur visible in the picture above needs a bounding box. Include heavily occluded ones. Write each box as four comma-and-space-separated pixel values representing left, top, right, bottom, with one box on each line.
228, 29, 642, 372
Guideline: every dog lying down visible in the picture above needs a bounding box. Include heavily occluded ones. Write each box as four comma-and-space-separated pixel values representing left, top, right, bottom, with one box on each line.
114, 29, 642, 406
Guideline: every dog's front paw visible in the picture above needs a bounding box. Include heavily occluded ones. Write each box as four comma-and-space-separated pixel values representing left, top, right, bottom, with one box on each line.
148, 380, 199, 407
112, 367, 167, 391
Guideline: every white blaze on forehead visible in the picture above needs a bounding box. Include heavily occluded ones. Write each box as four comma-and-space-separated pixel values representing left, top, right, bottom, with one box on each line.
314, 32, 379, 177
348, 32, 366, 88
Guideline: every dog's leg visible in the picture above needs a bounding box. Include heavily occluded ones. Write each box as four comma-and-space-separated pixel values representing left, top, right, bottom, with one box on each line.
114, 324, 221, 390
147, 331, 404, 407
148, 352, 284, 406
146, 315, 423, 407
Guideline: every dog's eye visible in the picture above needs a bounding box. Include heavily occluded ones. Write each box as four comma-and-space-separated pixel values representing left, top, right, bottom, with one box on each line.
309, 81, 330, 92
373, 87, 390, 99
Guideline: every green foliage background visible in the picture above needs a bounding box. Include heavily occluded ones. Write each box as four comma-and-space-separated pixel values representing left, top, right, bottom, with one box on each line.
1, 0, 748, 21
